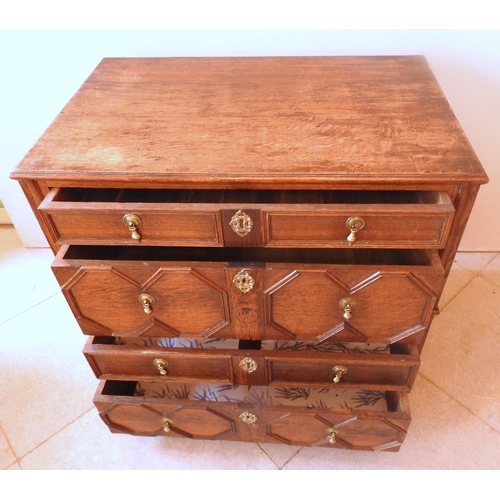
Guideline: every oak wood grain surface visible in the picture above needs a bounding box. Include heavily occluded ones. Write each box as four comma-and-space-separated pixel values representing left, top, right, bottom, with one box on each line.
52, 245, 443, 344
84, 336, 420, 391
11, 56, 488, 186
94, 380, 411, 450
39, 186, 456, 248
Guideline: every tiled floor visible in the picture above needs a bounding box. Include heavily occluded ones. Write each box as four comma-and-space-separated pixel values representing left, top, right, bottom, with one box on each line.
1, 224, 500, 470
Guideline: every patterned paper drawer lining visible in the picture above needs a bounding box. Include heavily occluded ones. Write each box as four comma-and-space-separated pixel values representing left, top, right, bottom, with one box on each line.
134, 382, 388, 411
116, 337, 389, 354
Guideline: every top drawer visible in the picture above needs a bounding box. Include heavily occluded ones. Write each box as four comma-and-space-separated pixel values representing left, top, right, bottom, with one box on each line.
39, 188, 455, 249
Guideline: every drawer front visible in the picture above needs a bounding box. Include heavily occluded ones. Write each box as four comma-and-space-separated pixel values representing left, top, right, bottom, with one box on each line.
264, 207, 454, 248
53, 246, 443, 343
40, 188, 224, 246
40, 188, 454, 249
54, 256, 232, 338
84, 337, 420, 391
262, 266, 440, 343
94, 381, 411, 450
261, 349, 419, 391
84, 338, 234, 384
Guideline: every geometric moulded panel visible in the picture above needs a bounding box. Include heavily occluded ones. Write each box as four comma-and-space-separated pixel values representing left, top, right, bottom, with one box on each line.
264, 269, 435, 343
267, 413, 408, 450
265, 270, 349, 341
61, 266, 229, 337
346, 272, 436, 343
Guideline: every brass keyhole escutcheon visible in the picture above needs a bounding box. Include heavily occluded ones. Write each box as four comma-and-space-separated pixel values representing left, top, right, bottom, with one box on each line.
332, 365, 348, 383
326, 427, 339, 444
239, 412, 258, 425
153, 358, 168, 376
139, 293, 156, 314
233, 270, 255, 293
123, 213, 143, 241
239, 357, 259, 374
162, 417, 173, 433
339, 297, 356, 320
229, 210, 253, 237
345, 216, 365, 246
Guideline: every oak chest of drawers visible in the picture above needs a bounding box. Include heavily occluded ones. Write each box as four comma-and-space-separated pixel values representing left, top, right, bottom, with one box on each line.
11, 56, 488, 452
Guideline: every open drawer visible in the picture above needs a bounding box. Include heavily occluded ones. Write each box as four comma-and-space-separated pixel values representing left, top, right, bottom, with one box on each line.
84, 337, 420, 391
94, 380, 411, 451
53, 245, 444, 343
39, 188, 455, 248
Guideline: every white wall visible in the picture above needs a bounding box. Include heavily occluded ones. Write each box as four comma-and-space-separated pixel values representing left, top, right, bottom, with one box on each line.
1, 30, 499, 249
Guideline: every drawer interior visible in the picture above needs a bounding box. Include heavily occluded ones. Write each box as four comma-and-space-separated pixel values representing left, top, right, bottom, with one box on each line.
51, 187, 448, 205
63, 245, 436, 266
100, 380, 393, 411
103, 336, 412, 356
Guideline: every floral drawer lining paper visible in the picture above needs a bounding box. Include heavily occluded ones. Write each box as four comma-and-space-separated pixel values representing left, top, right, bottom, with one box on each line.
116, 337, 390, 354
134, 382, 388, 411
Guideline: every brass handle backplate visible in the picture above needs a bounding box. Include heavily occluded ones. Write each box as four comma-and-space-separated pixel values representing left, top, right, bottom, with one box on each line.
162, 417, 173, 433
123, 213, 143, 241
346, 216, 365, 246
239, 412, 258, 425
153, 358, 168, 376
229, 210, 253, 237
233, 270, 255, 293
239, 357, 259, 374
332, 365, 348, 383
339, 297, 356, 320
139, 293, 156, 314
326, 427, 339, 444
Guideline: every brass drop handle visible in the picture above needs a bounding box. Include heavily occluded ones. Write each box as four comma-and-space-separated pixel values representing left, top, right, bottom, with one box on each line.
239, 357, 258, 373
229, 210, 254, 237
332, 365, 348, 383
139, 293, 156, 314
345, 216, 365, 246
326, 427, 339, 444
233, 270, 255, 293
153, 358, 168, 376
339, 297, 356, 320
239, 412, 258, 425
123, 213, 143, 241
162, 417, 173, 433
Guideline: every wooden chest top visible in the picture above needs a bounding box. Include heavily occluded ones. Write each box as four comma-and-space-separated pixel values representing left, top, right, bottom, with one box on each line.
11, 56, 487, 187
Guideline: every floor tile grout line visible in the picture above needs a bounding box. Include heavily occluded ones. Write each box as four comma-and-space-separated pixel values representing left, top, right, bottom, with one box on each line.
16, 406, 95, 465
454, 251, 498, 271
439, 269, 500, 314
417, 372, 500, 436
438, 256, 492, 314
256, 443, 284, 469
255, 443, 277, 468
279, 447, 304, 469
256, 443, 304, 470
478, 272, 500, 290
0, 420, 20, 470
0, 291, 62, 327
439, 280, 475, 314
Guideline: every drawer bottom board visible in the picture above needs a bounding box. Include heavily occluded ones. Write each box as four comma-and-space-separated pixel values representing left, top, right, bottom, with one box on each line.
94, 380, 411, 451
